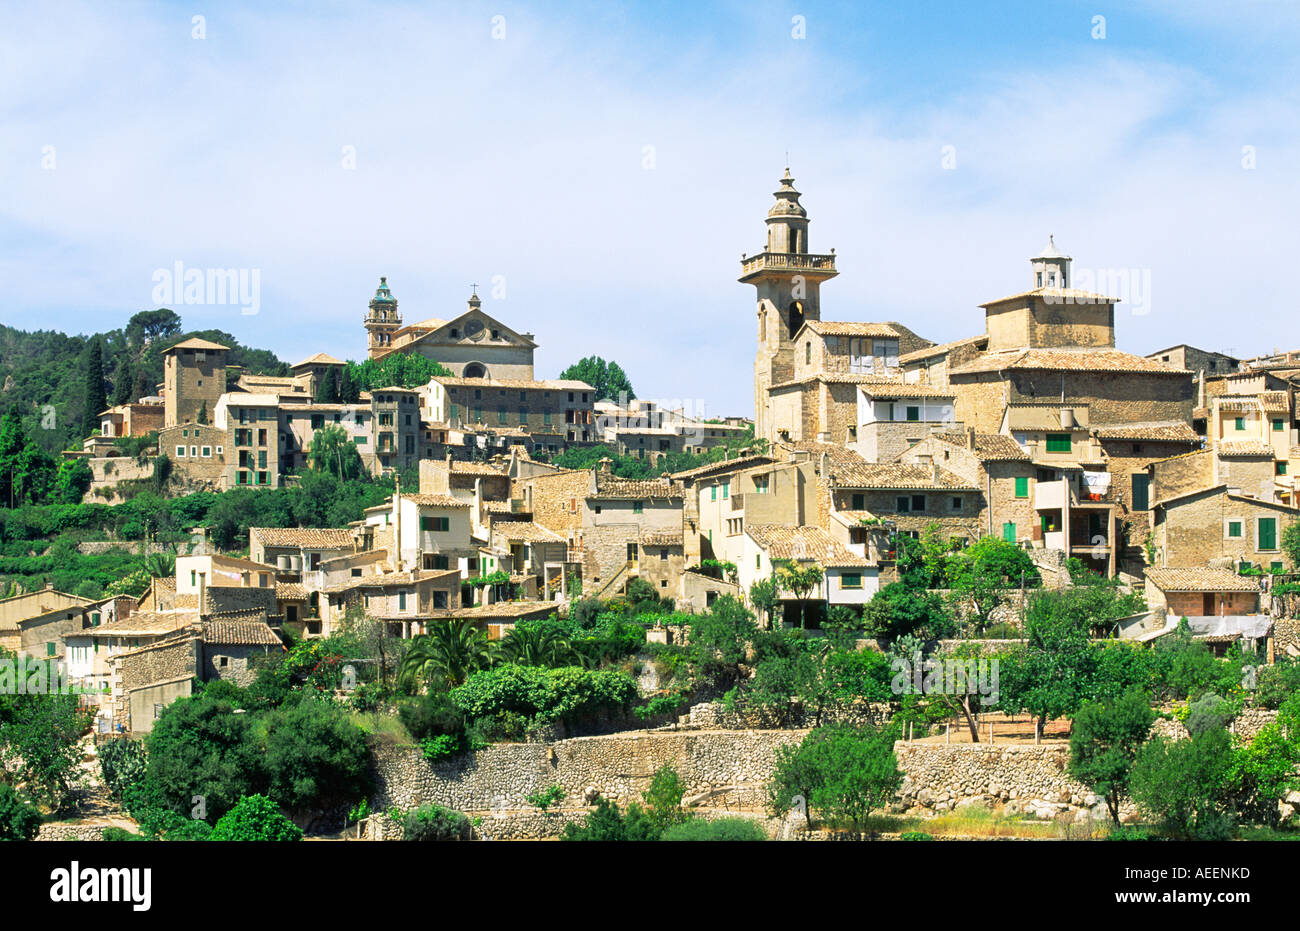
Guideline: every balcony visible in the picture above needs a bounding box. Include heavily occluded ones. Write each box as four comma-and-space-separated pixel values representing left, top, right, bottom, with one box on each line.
739, 252, 837, 279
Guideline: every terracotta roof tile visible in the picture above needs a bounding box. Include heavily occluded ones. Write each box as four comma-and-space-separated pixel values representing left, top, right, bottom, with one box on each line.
1146, 568, 1260, 592
251, 527, 358, 548
403, 494, 472, 508
950, 348, 1188, 376
591, 473, 682, 500
746, 524, 870, 568
202, 617, 283, 646
802, 321, 902, 338
930, 431, 1030, 461
1093, 421, 1200, 443
1218, 441, 1273, 457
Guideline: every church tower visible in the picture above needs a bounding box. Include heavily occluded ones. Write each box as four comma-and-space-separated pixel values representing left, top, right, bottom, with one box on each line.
1031, 236, 1071, 289
364, 276, 402, 359
741, 169, 838, 442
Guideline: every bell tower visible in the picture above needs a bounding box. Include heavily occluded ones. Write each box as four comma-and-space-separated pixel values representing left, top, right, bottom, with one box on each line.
741, 169, 838, 442
364, 276, 402, 359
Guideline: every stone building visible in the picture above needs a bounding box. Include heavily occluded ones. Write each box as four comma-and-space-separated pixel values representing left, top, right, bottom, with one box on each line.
366, 280, 537, 381
163, 337, 228, 428
1150, 483, 1299, 572
421, 375, 597, 446
0, 586, 91, 656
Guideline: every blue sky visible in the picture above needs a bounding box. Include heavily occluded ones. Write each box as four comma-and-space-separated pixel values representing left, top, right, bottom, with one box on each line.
2, 1, 1297, 415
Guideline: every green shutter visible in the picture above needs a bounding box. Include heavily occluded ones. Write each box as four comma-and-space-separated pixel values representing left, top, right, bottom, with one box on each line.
1002, 522, 1016, 543
1131, 473, 1149, 511
1046, 434, 1072, 453
1259, 517, 1277, 551
1014, 476, 1028, 498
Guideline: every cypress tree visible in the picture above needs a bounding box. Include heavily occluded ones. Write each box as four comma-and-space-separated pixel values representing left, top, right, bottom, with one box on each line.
83, 339, 108, 436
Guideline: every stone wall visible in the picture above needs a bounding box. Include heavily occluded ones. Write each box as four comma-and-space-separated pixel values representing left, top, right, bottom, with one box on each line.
1274, 618, 1300, 659
35, 822, 114, 841
369, 729, 805, 820
893, 742, 1127, 822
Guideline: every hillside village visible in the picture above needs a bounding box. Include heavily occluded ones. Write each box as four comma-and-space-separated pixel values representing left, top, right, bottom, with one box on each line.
3, 170, 1300, 842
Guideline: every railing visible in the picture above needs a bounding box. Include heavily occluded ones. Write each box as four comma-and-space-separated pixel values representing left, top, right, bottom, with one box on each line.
739, 252, 837, 276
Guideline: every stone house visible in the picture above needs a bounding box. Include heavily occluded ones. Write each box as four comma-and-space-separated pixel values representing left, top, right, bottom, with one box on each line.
1150, 484, 1299, 572
670, 452, 776, 566
162, 337, 228, 428
1143, 567, 1262, 622
850, 382, 957, 462
421, 375, 597, 446
740, 524, 875, 625
0, 586, 92, 655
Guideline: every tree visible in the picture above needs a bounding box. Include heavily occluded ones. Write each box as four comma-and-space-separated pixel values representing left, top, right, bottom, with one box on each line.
497, 625, 581, 668
125, 308, 183, 348
0, 681, 93, 812
686, 595, 758, 693
306, 424, 365, 482
82, 339, 108, 437
208, 795, 303, 842
748, 577, 780, 629
1069, 690, 1156, 824
314, 370, 340, 403
1282, 521, 1300, 569
0, 785, 41, 841
52, 458, 92, 504
1225, 721, 1300, 828
98, 737, 149, 800
1130, 728, 1236, 839
398, 620, 493, 691
142, 694, 263, 823
642, 765, 690, 834
558, 355, 635, 402
776, 563, 824, 629
111, 356, 135, 406
768, 722, 902, 830
944, 536, 1040, 633
862, 582, 954, 641
260, 699, 372, 812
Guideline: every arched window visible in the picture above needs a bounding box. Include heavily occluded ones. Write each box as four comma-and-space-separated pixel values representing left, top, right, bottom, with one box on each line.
463, 362, 486, 379
805, 342, 812, 364
759, 311, 767, 342
788, 301, 804, 337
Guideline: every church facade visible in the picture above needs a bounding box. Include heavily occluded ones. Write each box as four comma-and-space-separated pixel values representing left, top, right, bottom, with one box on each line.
363, 277, 537, 381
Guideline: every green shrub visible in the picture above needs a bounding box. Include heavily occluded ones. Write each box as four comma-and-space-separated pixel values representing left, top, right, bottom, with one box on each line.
1106, 825, 1153, 841
660, 818, 766, 841
98, 737, 148, 800
398, 693, 465, 741
400, 803, 471, 841
420, 734, 467, 762
0, 785, 42, 841
102, 827, 147, 841
449, 663, 637, 731
260, 698, 372, 811
209, 795, 302, 842
561, 796, 659, 841
899, 831, 934, 841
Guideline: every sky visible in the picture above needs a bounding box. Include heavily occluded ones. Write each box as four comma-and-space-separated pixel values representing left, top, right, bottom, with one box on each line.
2, 0, 1298, 416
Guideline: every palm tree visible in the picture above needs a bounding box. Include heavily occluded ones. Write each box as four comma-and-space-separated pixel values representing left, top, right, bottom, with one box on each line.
497, 625, 583, 668
398, 619, 492, 691
144, 551, 175, 578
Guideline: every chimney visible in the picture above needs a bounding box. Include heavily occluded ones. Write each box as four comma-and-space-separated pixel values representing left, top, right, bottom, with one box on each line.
966, 426, 976, 450
931, 461, 940, 484
197, 572, 207, 616
392, 476, 403, 572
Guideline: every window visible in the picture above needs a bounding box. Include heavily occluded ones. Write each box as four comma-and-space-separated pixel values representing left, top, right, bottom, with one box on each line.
1131, 473, 1150, 511
1274, 419, 1285, 432
710, 485, 717, 502
1235, 417, 1245, 431
498, 407, 507, 424
805, 343, 812, 364
632, 501, 644, 515
1226, 519, 1244, 539
351, 568, 362, 578
950, 496, 963, 511
421, 516, 450, 532
911, 494, 926, 511
659, 549, 668, 561
1045, 434, 1072, 453
721, 481, 730, 500
175, 446, 186, 457
851, 493, 865, 510
895, 496, 910, 513
1277, 461, 1288, 476
46, 642, 56, 657
398, 592, 407, 611
841, 573, 863, 589
906, 406, 920, 422
1259, 517, 1278, 551
754, 476, 769, 494
1014, 476, 1029, 498
201, 446, 211, 457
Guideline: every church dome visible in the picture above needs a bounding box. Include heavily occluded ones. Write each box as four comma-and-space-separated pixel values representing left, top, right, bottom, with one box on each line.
371, 276, 397, 304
